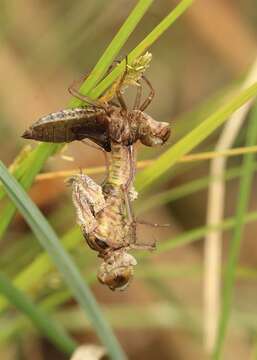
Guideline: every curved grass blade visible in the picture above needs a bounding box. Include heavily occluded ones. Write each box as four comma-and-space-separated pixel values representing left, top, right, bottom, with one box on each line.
0, 227, 82, 312
135, 82, 257, 192
1, 206, 257, 317
0, 146, 33, 201
137, 209, 257, 258
135, 162, 257, 214
213, 102, 257, 359
0, 143, 60, 239
90, 0, 194, 100
70, 0, 154, 106
0, 162, 126, 360
0, 272, 76, 355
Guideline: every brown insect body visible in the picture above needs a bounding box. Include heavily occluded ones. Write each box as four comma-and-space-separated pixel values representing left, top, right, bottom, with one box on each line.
22, 107, 111, 151
97, 250, 137, 291
70, 143, 135, 249
69, 142, 138, 290
22, 105, 170, 152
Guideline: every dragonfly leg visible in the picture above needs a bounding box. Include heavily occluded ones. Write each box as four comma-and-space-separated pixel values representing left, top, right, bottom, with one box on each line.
133, 81, 143, 110
122, 145, 136, 223
81, 139, 109, 184
68, 85, 108, 111
127, 145, 135, 189
137, 220, 170, 228
106, 59, 121, 73
130, 220, 170, 250
139, 75, 155, 111
122, 185, 134, 225
130, 242, 156, 251
116, 56, 129, 111
120, 144, 138, 245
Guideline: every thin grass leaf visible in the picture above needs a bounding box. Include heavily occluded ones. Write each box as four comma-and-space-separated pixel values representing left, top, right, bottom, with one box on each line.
90, 0, 194, 100
0, 146, 32, 201
70, 0, 154, 106
0, 143, 60, 239
213, 102, 257, 360
0, 317, 25, 344
2, 263, 257, 345
0, 272, 76, 355
137, 209, 257, 259
138, 264, 257, 280
135, 82, 257, 192
0, 162, 126, 360
0, 227, 82, 313
54, 306, 257, 332
173, 83, 238, 143
35, 144, 257, 182
2, 207, 257, 318
3, 303, 257, 339
136, 162, 257, 214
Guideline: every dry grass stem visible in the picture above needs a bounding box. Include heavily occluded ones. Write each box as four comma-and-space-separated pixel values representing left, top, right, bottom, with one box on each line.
204, 57, 257, 354
36, 145, 257, 182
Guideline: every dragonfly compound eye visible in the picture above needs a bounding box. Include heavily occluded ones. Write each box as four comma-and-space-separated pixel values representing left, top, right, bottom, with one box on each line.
138, 112, 171, 147
158, 123, 171, 143
97, 252, 137, 291
98, 266, 133, 291
85, 235, 110, 253
95, 238, 109, 250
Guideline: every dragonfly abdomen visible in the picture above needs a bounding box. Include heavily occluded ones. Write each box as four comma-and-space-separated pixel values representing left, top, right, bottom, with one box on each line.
22, 107, 111, 147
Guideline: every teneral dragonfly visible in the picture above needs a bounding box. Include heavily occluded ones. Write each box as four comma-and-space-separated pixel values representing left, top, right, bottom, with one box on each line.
68, 142, 154, 291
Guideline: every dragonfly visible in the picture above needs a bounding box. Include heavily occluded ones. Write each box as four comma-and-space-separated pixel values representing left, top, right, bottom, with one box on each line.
68, 142, 154, 291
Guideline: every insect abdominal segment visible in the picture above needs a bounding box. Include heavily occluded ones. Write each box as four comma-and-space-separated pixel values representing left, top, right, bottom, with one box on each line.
22, 108, 112, 152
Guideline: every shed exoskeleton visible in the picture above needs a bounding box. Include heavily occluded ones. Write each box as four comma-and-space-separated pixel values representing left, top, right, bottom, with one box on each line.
22, 68, 170, 152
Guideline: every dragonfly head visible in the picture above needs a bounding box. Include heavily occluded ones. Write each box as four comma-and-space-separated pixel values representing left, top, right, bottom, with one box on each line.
136, 111, 170, 147
98, 251, 137, 291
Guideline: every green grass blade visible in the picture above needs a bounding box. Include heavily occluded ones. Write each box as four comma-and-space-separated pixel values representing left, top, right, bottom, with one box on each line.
90, 0, 194, 99
0, 146, 32, 201
0, 227, 82, 312
213, 102, 257, 360
70, 0, 154, 106
0, 162, 126, 360
0, 143, 60, 239
135, 82, 257, 192
0, 272, 76, 355
1, 206, 257, 316
136, 162, 257, 214
137, 209, 257, 258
